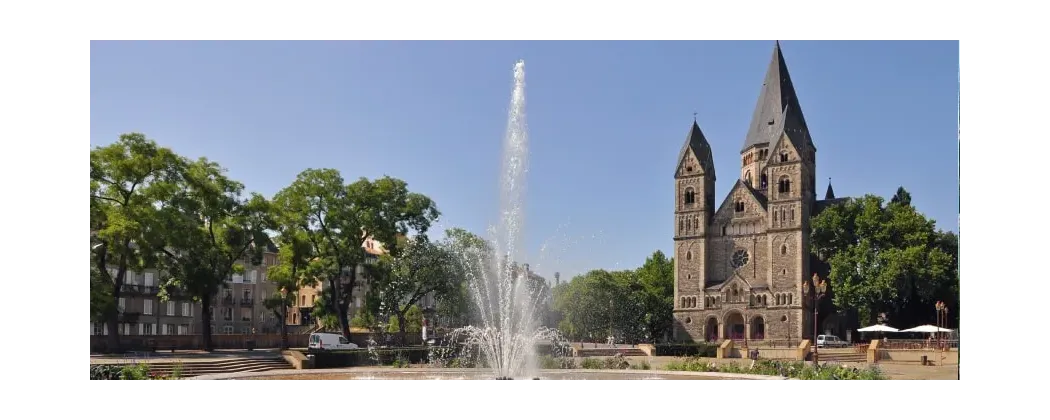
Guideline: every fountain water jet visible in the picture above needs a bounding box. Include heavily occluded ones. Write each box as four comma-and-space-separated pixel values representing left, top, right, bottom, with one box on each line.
446, 60, 570, 379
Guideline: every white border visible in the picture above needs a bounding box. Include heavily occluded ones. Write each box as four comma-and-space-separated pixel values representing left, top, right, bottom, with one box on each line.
4, 0, 1041, 418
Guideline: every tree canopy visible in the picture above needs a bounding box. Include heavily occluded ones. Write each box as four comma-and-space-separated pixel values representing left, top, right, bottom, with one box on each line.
811, 188, 958, 326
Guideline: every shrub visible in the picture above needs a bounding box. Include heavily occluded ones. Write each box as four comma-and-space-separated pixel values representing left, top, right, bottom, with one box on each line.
308, 347, 430, 368
662, 358, 885, 380
654, 343, 718, 357
580, 358, 604, 369
629, 360, 651, 370
90, 364, 123, 380
539, 355, 577, 369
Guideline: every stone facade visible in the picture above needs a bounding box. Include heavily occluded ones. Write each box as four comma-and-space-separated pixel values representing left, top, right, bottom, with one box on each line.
672, 42, 837, 344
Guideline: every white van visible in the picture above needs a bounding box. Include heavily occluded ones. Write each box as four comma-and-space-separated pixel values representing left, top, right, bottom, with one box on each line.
308, 333, 359, 351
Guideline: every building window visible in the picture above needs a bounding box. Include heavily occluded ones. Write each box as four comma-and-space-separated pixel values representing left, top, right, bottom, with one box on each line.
241, 308, 252, 322
744, 171, 752, 186
144, 272, 155, 287
301, 295, 306, 306
760, 174, 768, 189
722, 225, 727, 236
92, 323, 102, 336
683, 187, 696, 205
735, 201, 745, 212
249, 270, 257, 283
143, 323, 154, 335
223, 325, 234, 334
778, 177, 792, 194
166, 301, 175, 316
122, 323, 132, 335
178, 325, 189, 335
118, 297, 126, 312
222, 307, 233, 321
686, 251, 692, 261
780, 152, 789, 162
242, 327, 252, 334
182, 302, 191, 317
693, 216, 699, 229
679, 219, 683, 232
781, 244, 788, 255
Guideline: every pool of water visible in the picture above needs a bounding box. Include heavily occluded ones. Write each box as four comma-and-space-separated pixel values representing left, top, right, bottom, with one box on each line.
203, 368, 782, 380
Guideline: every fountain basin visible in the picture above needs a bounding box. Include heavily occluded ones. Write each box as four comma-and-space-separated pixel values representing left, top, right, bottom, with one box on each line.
189, 367, 786, 380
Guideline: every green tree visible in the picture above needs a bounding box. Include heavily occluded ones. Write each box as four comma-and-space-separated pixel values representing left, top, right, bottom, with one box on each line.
154, 158, 273, 351
437, 228, 491, 326
274, 169, 439, 337
263, 228, 314, 349
636, 250, 675, 342
90, 133, 184, 351
811, 189, 958, 326
387, 305, 424, 333
371, 237, 462, 340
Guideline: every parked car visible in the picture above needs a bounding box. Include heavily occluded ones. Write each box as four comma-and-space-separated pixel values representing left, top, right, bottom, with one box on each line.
816, 334, 849, 348
308, 332, 359, 351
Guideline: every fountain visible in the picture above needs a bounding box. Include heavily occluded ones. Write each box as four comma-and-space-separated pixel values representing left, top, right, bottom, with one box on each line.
188, 61, 781, 381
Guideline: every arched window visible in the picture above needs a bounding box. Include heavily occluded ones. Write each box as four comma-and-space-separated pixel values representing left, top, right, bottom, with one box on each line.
679, 219, 683, 232
684, 187, 696, 205
686, 251, 692, 261
735, 201, 745, 212
722, 225, 727, 236
778, 177, 792, 194
780, 152, 789, 162
693, 216, 699, 229
776, 294, 782, 305
788, 294, 793, 305
744, 171, 752, 186
762, 295, 768, 306
781, 244, 788, 255
760, 173, 768, 189
791, 208, 795, 221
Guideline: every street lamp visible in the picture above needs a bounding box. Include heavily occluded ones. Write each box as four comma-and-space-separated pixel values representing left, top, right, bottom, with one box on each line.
935, 301, 949, 352
807, 273, 828, 365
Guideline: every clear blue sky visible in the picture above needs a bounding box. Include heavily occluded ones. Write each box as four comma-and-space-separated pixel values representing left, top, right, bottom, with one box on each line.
90, 41, 959, 281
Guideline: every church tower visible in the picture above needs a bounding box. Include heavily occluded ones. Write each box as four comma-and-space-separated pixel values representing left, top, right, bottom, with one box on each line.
742, 41, 820, 338
672, 120, 715, 340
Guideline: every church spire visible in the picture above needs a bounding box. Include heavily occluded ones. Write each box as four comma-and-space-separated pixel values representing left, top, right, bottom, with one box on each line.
825, 178, 836, 200
741, 41, 814, 154
675, 119, 716, 180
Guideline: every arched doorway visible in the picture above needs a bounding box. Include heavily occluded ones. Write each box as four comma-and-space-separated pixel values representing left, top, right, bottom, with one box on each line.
750, 316, 765, 340
725, 312, 745, 340
705, 317, 719, 342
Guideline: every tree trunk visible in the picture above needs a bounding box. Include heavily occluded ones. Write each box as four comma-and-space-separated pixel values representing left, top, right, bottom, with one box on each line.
280, 301, 289, 349
201, 297, 214, 351
104, 247, 130, 353
397, 310, 407, 347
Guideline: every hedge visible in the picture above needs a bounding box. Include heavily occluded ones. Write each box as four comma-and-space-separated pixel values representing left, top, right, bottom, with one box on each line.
654, 343, 718, 357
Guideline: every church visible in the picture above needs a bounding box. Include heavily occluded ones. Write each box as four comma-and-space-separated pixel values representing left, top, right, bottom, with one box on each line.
672, 41, 845, 343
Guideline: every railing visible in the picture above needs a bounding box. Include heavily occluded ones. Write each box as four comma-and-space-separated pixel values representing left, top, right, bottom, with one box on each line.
879, 339, 959, 350
221, 297, 235, 305
240, 298, 254, 306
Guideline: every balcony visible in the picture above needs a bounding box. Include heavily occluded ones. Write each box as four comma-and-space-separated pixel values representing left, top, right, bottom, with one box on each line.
221, 296, 235, 305
240, 298, 254, 307
120, 284, 159, 295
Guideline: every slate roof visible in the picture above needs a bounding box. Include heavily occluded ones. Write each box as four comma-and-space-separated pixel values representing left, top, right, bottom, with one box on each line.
741, 41, 815, 154
675, 121, 716, 179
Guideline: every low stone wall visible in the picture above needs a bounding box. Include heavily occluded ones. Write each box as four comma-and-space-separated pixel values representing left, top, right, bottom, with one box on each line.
878, 349, 959, 365
91, 332, 423, 353
282, 350, 310, 369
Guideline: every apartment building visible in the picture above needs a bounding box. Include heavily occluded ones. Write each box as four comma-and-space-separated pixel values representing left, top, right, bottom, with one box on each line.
90, 243, 281, 337
287, 237, 386, 330
90, 267, 201, 337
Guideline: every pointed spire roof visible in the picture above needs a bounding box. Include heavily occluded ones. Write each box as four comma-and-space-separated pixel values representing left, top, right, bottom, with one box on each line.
741, 41, 814, 153
675, 120, 716, 179
825, 178, 835, 200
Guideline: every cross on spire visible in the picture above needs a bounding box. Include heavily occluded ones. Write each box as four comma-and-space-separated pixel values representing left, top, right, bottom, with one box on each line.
693, 111, 698, 122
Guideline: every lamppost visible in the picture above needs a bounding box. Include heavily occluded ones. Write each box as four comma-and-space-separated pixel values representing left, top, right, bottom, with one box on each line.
807, 273, 827, 365
935, 301, 949, 352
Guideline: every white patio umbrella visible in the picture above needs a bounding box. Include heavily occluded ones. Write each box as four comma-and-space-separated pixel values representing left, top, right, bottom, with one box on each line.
900, 325, 952, 333
857, 324, 900, 333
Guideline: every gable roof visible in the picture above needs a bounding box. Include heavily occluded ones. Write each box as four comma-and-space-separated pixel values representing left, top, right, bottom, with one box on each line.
715, 179, 769, 217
